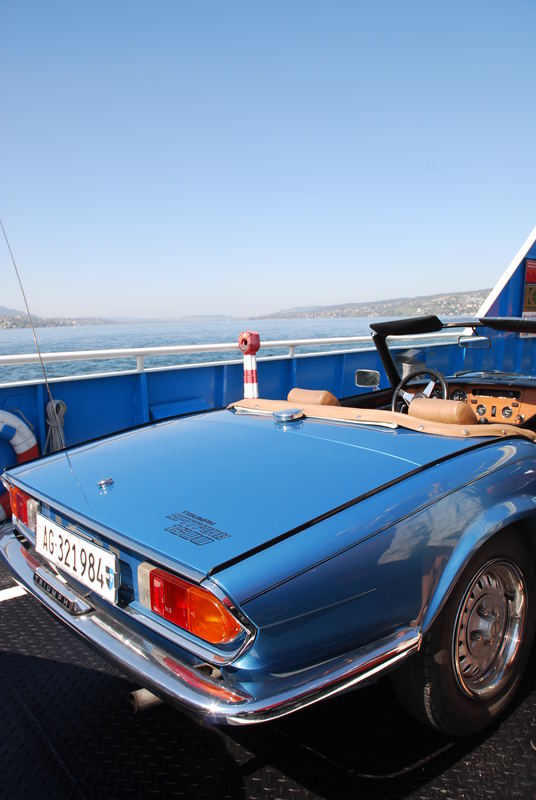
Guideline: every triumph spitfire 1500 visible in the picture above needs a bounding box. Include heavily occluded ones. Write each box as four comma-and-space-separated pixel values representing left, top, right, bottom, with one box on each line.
2, 315, 536, 737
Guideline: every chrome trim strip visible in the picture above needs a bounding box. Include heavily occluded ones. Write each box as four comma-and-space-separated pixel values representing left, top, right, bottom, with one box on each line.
124, 602, 256, 667
0, 527, 421, 724
226, 631, 421, 724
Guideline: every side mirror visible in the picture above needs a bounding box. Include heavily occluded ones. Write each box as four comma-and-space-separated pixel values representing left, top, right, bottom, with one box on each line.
458, 335, 491, 350
355, 369, 381, 389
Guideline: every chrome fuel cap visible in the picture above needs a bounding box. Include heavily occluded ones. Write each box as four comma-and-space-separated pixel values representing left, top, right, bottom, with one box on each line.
274, 408, 304, 423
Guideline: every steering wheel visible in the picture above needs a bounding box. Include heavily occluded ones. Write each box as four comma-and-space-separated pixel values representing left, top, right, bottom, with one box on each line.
391, 368, 448, 412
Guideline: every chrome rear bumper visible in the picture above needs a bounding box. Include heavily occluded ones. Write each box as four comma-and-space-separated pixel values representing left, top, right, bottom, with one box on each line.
0, 526, 421, 725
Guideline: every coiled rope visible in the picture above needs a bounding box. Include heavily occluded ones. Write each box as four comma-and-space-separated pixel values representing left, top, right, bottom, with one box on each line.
44, 399, 67, 453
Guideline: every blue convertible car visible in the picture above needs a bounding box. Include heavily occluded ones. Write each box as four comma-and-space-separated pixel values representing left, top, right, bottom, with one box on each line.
2, 315, 536, 737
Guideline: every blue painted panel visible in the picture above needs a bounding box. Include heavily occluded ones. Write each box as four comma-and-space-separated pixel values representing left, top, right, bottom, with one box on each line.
225, 443, 536, 676
256, 357, 295, 399
487, 239, 536, 317
293, 349, 385, 397
146, 361, 245, 417
50, 374, 144, 444
219, 441, 528, 606
0, 440, 13, 475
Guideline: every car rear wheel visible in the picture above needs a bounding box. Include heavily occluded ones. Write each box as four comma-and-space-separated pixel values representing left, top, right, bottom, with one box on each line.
391, 532, 536, 737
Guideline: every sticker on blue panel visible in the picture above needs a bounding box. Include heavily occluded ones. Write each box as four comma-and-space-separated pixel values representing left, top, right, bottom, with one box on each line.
165, 510, 231, 546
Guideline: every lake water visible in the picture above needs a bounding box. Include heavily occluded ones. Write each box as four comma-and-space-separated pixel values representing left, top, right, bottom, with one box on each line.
0, 317, 380, 383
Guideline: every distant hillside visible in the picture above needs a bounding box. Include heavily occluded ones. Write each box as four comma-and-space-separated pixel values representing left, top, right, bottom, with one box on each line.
0, 305, 23, 318
0, 308, 116, 329
262, 289, 490, 320
0, 288, 491, 329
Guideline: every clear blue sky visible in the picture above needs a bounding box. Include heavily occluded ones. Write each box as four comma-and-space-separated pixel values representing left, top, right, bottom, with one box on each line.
1, 0, 536, 318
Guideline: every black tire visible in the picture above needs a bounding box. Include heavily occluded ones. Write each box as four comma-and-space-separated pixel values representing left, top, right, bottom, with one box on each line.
391, 531, 536, 737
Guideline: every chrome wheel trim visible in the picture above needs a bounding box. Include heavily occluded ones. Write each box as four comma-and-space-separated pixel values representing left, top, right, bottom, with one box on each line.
452, 558, 526, 700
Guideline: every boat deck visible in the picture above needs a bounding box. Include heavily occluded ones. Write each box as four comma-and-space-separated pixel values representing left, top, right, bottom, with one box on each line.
1, 563, 535, 800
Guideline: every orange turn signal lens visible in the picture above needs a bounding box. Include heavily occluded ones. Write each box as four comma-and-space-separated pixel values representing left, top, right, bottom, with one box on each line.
149, 568, 243, 645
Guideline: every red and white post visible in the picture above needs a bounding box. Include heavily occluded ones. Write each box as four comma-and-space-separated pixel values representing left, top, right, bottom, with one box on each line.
238, 331, 261, 399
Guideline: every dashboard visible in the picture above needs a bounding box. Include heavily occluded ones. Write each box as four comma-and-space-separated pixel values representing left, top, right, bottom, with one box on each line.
446, 384, 536, 425
403, 379, 536, 425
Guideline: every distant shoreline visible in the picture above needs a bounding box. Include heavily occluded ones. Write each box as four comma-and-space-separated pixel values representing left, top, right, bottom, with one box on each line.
0, 288, 490, 329
260, 289, 489, 320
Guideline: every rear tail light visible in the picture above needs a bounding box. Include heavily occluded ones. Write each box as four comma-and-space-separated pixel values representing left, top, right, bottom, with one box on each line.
139, 563, 243, 645
8, 485, 37, 529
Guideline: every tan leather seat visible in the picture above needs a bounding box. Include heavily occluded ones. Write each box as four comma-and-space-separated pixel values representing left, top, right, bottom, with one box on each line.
287, 387, 340, 406
408, 397, 477, 425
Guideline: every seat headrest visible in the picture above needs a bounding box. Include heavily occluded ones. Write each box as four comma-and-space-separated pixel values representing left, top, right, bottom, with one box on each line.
287, 388, 340, 406
408, 397, 478, 425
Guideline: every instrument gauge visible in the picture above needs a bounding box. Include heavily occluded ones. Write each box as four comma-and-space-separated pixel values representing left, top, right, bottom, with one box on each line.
450, 389, 467, 402
502, 406, 513, 419
476, 404, 487, 417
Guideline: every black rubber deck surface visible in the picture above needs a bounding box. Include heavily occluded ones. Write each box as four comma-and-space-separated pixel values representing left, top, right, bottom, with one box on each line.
1, 562, 536, 800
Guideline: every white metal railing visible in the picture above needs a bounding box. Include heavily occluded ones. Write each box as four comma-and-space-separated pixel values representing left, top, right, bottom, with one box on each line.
0, 332, 460, 378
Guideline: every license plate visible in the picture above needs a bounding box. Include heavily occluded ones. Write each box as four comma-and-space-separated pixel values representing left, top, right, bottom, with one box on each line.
35, 513, 117, 603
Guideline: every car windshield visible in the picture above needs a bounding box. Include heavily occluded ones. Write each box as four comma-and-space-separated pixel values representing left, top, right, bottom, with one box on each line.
376, 318, 536, 387
453, 369, 534, 378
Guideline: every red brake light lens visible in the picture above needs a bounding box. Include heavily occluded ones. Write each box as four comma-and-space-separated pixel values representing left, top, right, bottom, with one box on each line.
9, 486, 31, 526
149, 568, 243, 645
150, 570, 188, 628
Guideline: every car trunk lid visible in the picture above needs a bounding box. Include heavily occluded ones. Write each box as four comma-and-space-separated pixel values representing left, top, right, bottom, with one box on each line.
7, 410, 483, 576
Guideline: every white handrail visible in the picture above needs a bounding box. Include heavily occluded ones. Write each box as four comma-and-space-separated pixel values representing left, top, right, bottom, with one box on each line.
0, 331, 459, 370
0, 336, 370, 366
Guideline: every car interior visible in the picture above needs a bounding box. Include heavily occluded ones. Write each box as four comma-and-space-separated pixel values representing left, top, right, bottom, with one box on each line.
233, 316, 536, 440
